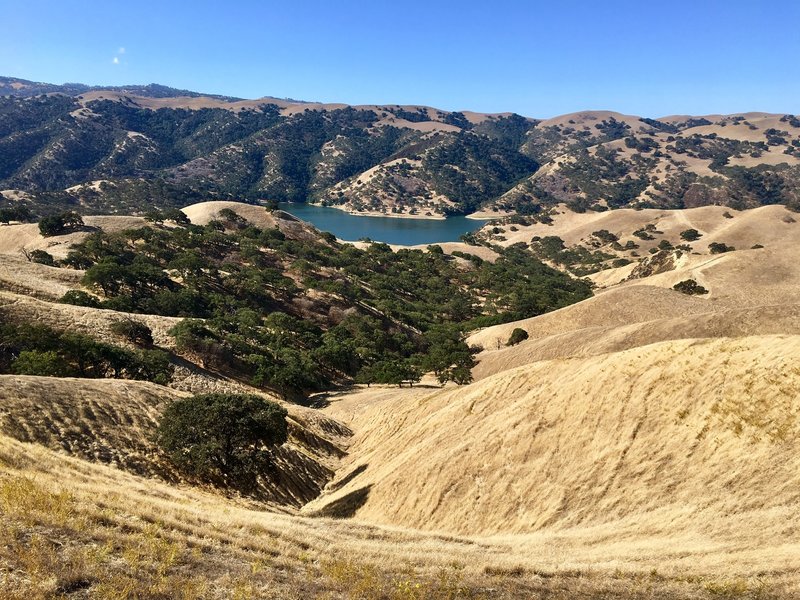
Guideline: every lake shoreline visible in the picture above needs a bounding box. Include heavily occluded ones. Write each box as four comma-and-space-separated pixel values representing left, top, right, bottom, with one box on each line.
281, 202, 509, 222
277, 202, 491, 245
294, 202, 447, 220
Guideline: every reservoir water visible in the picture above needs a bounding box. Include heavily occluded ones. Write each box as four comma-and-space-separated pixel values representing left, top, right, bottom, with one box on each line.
278, 203, 489, 245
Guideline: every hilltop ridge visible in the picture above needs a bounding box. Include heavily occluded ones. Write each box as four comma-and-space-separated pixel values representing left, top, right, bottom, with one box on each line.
2, 77, 799, 220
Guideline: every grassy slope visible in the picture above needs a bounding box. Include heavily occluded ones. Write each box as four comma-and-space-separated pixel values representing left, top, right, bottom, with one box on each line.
1, 432, 790, 599
1, 202, 800, 597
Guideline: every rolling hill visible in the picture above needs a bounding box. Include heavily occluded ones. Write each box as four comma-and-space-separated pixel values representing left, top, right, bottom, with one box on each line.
1, 200, 800, 596
2, 77, 800, 220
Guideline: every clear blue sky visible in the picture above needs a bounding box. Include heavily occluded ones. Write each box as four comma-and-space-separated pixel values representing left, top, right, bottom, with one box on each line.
2, 0, 798, 118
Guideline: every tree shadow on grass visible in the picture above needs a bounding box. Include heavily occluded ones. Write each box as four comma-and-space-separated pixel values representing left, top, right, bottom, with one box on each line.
327, 464, 367, 492
312, 484, 372, 519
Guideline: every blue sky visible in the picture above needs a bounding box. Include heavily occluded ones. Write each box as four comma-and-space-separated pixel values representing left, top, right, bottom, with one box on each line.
2, 0, 798, 117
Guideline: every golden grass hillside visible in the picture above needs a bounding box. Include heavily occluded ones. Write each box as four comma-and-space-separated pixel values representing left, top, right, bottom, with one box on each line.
4, 432, 767, 599
468, 244, 800, 378
0, 375, 349, 508
310, 335, 800, 588
181, 200, 327, 242
484, 204, 799, 265
180, 200, 280, 228
469, 206, 800, 377
0, 216, 146, 260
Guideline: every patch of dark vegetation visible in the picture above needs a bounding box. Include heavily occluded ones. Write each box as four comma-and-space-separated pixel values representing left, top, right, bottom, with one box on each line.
673, 279, 709, 295
110, 318, 154, 346
57, 220, 590, 399
38, 211, 84, 237
0, 321, 172, 383
506, 328, 529, 346
708, 242, 735, 254
156, 393, 288, 493
680, 228, 702, 241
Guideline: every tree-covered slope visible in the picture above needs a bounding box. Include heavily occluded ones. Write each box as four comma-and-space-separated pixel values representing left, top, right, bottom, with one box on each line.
19, 204, 589, 400
2, 81, 800, 218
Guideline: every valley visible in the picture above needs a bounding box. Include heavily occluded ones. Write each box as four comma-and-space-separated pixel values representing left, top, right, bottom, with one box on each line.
0, 197, 799, 597
5, 0, 800, 593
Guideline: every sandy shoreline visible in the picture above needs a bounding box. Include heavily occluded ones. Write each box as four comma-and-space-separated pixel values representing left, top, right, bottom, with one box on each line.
466, 210, 509, 220
320, 203, 446, 220
298, 202, 505, 221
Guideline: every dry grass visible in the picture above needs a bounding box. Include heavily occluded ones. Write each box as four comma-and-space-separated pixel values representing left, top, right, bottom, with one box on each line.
0, 435, 789, 599
0, 375, 349, 509
0, 216, 146, 260
0, 254, 84, 300
2, 203, 800, 596
310, 335, 800, 597
180, 201, 280, 228
469, 211, 800, 369
489, 205, 800, 260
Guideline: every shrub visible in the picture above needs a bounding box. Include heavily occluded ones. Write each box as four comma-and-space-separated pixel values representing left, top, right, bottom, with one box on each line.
673, 279, 709, 295
355, 360, 421, 387
110, 319, 154, 346
506, 328, 529, 346
320, 231, 337, 244
592, 229, 619, 244
60, 290, 102, 308
680, 228, 702, 241
420, 326, 476, 385
12, 350, 68, 377
130, 349, 173, 385
170, 319, 227, 368
250, 347, 325, 400
0, 206, 33, 224
38, 212, 84, 237
163, 209, 190, 225
708, 242, 735, 254
27, 249, 55, 266
217, 208, 245, 223
0, 321, 172, 383
156, 393, 288, 492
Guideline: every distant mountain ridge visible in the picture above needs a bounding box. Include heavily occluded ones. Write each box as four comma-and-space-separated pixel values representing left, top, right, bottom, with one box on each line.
0, 76, 243, 100
1, 76, 799, 217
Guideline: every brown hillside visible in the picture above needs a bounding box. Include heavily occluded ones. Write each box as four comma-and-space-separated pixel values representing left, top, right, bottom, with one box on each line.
180, 200, 279, 227
0, 375, 348, 508
311, 335, 800, 579
182, 200, 325, 242
0, 215, 146, 259
484, 204, 799, 262
3, 432, 756, 598
469, 210, 800, 376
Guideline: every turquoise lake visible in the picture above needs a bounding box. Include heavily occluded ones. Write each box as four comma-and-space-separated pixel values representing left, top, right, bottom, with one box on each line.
277, 203, 489, 245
